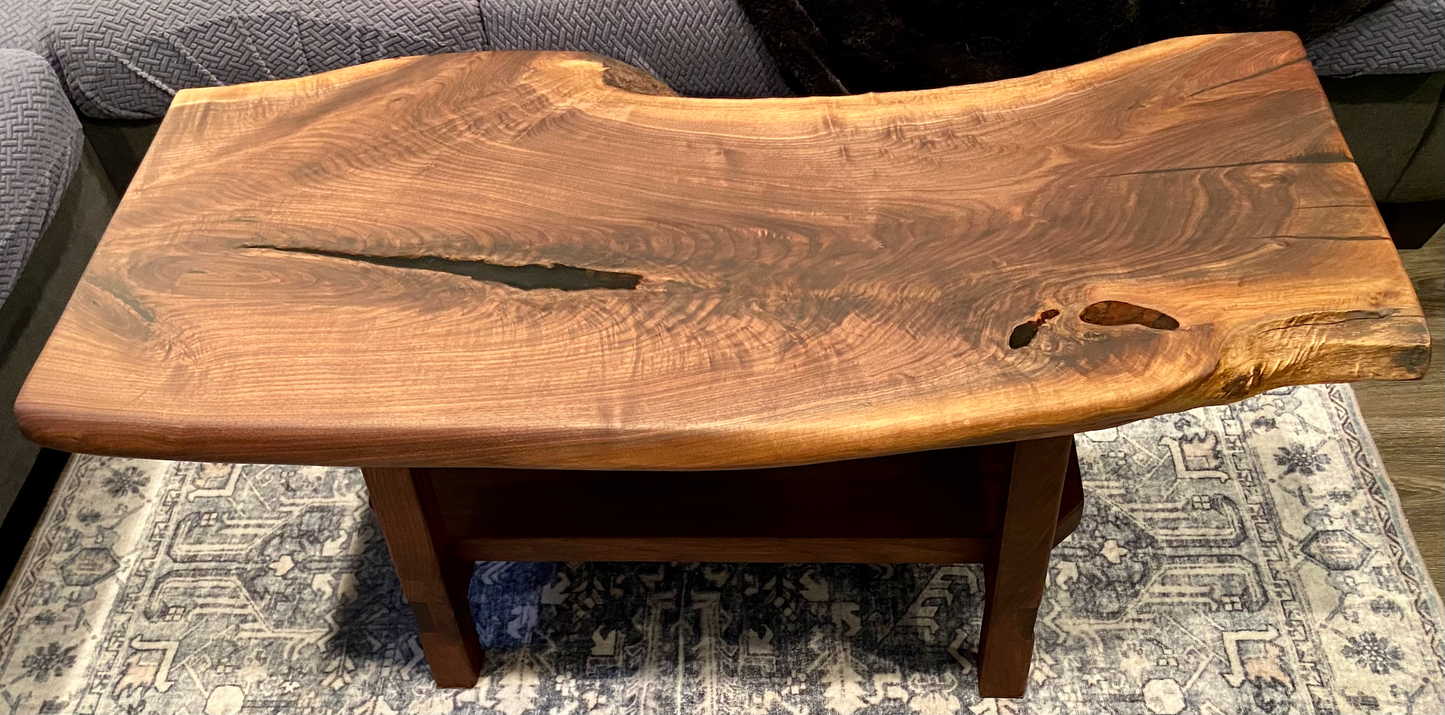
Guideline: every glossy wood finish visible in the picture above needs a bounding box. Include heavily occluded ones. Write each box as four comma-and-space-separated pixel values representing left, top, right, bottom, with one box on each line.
15, 33, 1428, 470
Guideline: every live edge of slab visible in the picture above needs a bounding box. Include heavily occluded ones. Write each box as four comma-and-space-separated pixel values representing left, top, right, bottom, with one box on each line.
14, 32, 1430, 471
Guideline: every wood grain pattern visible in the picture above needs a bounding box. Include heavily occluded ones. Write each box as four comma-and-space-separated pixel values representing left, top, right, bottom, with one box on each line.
16, 33, 1429, 470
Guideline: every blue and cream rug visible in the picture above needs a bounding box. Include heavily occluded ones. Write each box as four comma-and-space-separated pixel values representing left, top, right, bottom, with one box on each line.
0, 384, 1441, 714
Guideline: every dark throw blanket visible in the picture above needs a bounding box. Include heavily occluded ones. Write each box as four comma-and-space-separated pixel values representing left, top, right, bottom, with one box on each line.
738, 0, 1390, 94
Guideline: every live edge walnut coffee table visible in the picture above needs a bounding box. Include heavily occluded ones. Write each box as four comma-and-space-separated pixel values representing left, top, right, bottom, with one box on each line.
14, 32, 1429, 698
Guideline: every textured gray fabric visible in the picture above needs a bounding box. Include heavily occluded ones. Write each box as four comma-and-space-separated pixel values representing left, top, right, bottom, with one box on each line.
0, 0, 49, 54
482, 0, 790, 97
1309, 0, 1445, 76
48, 0, 490, 118
0, 49, 82, 307
47, 0, 789, 120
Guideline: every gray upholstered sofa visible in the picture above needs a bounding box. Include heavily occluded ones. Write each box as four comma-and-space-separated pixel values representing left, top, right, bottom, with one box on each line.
1, 0, 1442, 531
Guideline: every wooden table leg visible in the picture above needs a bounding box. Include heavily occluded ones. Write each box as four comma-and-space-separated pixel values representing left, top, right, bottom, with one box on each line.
361, 466, 484, 687
977, 435, 1075, 698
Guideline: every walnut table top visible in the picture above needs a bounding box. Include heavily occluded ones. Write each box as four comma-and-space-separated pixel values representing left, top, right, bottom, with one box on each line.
15, 32, 1429, 469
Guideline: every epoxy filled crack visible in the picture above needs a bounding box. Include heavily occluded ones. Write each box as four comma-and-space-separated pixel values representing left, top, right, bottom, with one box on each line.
1079, 301, 1179, 330
243, 244, 643, 291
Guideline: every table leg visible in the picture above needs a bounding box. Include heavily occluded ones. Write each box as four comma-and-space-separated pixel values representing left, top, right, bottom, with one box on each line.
977, 435, 1074, 698
361, 466, 484, 687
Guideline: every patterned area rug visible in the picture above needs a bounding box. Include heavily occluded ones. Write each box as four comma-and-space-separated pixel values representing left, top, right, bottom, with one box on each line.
0, 384, 1441, 715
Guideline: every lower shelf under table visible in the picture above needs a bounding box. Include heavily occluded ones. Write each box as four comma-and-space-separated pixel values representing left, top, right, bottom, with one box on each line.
363, 435, 1081, 698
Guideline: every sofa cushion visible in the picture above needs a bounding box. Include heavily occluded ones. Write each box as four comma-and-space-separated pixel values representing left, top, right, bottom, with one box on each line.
0, 0, 49, 54
481, 0, 789, 98
1308, 0, 1445, 76
48, 0, 789, 119
48, 0, 490, 118
0, 48, 82, 306
1323, 73, 1445, 202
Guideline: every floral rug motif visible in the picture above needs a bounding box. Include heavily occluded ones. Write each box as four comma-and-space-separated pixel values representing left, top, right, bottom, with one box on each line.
0, 384, 1441, 714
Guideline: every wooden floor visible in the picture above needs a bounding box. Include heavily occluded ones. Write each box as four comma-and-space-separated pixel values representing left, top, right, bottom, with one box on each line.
1353, 229, 1444, 597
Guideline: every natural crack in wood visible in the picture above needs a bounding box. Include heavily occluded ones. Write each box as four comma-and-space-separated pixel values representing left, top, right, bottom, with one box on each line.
242, 244, 643, 291
1009, 309, 1061, 349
